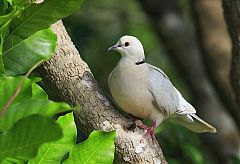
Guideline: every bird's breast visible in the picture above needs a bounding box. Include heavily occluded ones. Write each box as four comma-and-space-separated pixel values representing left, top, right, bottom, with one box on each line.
108, 63, 153, 119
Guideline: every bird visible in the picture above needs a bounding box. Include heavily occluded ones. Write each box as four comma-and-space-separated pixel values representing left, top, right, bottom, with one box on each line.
107, 35, 216, 142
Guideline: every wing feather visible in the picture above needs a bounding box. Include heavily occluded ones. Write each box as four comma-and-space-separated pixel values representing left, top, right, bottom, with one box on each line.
147, 64, 179, 115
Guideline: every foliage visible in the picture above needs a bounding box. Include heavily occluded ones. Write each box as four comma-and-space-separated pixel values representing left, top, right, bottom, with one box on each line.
28, 112, 77, 164
64, 131, 116, 164
0, 114, 63, 161
28, 114, 116, 164
0, 0, 116, 163
3, 28, 57, 75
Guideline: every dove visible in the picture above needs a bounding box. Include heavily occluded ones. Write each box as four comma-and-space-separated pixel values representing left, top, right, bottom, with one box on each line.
108, 35, 216, 142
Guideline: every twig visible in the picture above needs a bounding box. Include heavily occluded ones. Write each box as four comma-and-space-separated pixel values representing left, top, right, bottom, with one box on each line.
0, 59, 45, 116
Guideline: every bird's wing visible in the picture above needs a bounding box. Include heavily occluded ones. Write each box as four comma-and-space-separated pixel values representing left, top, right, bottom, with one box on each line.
147, 65, 215, 133
147, 64, 180, 115
174, 87, 196, 114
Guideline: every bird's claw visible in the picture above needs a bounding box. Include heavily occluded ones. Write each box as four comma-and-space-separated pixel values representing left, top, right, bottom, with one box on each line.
137, 121, 156, 144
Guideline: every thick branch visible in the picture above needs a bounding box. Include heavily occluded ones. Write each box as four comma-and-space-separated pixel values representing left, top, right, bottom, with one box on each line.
222, 0, 240, 110
139, 0, 240, 162
191, 0, 240, 128
39, 20, 167, 164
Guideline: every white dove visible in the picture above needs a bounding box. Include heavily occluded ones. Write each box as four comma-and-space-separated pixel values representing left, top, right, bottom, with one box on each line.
108, 35, 216, 142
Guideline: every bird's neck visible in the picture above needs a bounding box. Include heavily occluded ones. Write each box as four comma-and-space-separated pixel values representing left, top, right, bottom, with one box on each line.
120, 55, 145, 66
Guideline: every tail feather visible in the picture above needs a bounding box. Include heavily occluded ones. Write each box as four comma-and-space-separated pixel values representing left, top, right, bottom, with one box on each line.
176, 113, 217, 133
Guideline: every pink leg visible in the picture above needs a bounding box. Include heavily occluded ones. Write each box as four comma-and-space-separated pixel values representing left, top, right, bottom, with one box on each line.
138, 120, 157, 143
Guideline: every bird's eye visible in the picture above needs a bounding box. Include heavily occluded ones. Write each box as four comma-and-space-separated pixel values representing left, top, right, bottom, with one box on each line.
124, 42, 130, 47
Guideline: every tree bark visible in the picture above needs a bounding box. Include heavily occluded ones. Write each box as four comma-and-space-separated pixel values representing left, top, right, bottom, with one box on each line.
38, 20, 167, 164
138, 0, 240, 162
222, 0, 240, 112
191, 0, 240, 128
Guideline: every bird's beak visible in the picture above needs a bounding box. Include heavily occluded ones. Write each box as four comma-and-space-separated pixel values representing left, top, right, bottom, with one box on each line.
108, 44, 119, 51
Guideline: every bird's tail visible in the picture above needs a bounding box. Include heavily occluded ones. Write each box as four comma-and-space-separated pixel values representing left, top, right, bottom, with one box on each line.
175, 113, 217, 133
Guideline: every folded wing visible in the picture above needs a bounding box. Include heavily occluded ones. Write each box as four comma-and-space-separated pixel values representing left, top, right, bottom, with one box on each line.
147, 64, 216, 133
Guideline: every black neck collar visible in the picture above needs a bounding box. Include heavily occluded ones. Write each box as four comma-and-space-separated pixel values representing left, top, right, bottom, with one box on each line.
135, 59, 145, 65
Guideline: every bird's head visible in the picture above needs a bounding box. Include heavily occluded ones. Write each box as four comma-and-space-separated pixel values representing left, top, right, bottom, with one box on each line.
108, 35, 145, 62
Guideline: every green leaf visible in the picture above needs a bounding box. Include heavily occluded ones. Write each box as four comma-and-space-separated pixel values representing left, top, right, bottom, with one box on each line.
1, 157, 26, 164
0, 99, 72, 131
0, 0, 9, 15
31, 82, 48, 99
0, 1, 24, 73
29, 76, 42, 83
64, 131, 116, 164
0, 6, 21, 25
29, 112, 76, 164
0, 76, 48, 108
6, 0, 83, 40
0, 115, 63, 161
0, 16, 12, 73
3, 28, 57, 76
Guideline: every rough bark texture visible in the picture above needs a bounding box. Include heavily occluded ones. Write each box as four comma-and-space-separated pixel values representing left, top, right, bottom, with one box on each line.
139, 0, 240, 162
38, 20, 167, 164
191, 0, 240, 128
222, 0, 240, 112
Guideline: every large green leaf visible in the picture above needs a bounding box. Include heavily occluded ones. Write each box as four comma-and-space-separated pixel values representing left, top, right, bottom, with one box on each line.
64, 131, 116, 164
0, 0, 26, 73
29, 112, 76, 164
0, 99, 72, 131
6, 0, 83, 40
0, 76, 48, 108
0, 115, 62, 161
3, 28, 57, 75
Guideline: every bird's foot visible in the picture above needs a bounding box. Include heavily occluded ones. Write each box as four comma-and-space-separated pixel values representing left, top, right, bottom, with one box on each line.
137, 121, 156, 144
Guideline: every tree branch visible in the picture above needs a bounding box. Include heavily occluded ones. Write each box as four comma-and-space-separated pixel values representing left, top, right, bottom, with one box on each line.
222, 0, 240, 112
38, 20, 167, 164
